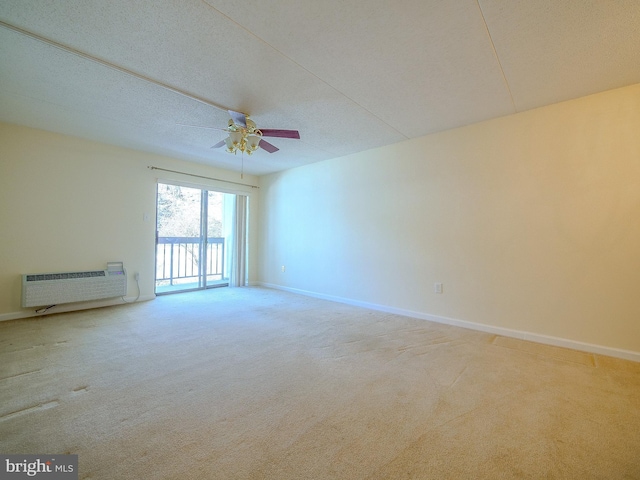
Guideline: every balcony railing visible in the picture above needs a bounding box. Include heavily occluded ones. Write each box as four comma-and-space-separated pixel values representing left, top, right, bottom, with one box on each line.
156, 236, 226, 290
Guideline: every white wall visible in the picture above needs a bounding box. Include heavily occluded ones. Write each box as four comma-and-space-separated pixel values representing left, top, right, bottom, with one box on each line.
258, 83, 640, 356
0, 122, 259, 319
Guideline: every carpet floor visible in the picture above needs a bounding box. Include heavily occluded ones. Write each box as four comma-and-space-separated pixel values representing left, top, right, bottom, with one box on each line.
1, 287, 639, 479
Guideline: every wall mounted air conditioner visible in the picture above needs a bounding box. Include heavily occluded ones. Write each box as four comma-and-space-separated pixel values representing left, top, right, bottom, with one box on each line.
22, 262, 127, 308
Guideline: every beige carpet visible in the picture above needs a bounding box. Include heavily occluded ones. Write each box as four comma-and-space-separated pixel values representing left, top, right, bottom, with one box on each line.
1, 287, 639, 479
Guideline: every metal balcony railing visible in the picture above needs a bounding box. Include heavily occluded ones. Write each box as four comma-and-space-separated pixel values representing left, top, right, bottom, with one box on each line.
156, 236, 225, 288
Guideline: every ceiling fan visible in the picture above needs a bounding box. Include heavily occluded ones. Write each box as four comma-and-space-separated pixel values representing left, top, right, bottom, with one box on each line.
183, 110, 300, 155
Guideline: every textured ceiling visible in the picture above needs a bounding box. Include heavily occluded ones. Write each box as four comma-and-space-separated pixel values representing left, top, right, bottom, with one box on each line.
1, 0, 639, 176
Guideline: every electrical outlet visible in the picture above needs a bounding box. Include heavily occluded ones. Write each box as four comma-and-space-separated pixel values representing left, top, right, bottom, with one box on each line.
434, 283, 443, 294
281, 265, 286, 273
134, 272, 140, 281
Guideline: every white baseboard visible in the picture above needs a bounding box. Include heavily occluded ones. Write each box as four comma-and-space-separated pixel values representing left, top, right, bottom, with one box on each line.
259, 282, 640, 363
0, 294, 156, 322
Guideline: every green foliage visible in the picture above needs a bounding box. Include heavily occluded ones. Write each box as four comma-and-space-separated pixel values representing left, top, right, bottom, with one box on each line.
157, 184, 224, 238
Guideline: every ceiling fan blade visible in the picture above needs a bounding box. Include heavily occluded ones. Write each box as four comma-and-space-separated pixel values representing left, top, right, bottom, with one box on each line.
259, 129, 300, 139
210, 140, 226, 149
228, 110, 247, 127
259, 139, 279, 153
177, 123, 228, 131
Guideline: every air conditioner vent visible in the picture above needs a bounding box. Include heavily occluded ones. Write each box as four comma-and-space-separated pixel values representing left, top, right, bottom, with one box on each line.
26, 271, 106, 282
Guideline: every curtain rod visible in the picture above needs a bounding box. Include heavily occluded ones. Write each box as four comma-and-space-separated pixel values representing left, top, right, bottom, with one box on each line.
148, 166, 259, 189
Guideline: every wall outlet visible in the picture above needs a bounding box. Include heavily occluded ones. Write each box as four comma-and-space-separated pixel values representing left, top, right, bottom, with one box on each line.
434, 282, 443, 294
281, 265, 286, 273
134, 272, 140, 281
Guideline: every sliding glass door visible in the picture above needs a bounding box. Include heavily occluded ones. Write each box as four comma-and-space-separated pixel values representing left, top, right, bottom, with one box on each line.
155, 183, 236, 294
204, 189, 232, 288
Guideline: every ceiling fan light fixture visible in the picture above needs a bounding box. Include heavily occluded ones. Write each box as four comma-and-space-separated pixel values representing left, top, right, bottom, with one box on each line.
224, 136, 235, 153
210, 111, 297, 156
223, 114, 264, 156
229, 130, 243, 146
246, 133, 261, 152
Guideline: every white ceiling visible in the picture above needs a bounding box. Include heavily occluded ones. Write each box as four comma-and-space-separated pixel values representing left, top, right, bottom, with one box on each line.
1, 0, 639, 176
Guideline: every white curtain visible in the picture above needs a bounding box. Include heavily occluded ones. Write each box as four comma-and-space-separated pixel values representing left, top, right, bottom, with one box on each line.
229, 195, 248, 287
